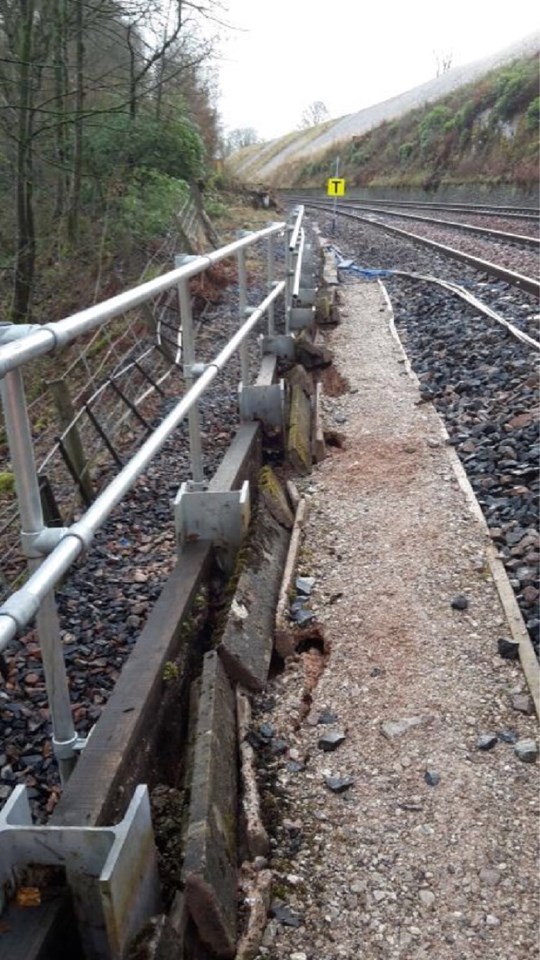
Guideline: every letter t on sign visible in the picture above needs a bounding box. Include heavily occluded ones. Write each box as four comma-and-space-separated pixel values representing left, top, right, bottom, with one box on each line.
326, 178, 345, 196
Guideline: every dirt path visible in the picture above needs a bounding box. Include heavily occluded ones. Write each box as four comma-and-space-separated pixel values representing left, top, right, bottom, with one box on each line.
256, 281, 539, 960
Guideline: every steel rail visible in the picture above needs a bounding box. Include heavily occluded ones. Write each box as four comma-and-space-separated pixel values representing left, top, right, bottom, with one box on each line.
303, 200, 540, 296
0, 280, 286, 654
0, 222, 286, 379
287, 194, 540, 220
332, 204, 540, 247
392, 270, 540, 351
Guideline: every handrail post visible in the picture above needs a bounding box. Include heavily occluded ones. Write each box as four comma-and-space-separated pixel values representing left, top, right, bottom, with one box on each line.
285, 223, 293, 334
0, 369, 78, 783
236, 236, 250, 386
175, 256, 205, 488
267, 233, 275, 335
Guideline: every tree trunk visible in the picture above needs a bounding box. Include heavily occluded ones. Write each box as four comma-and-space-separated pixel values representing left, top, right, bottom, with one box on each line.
67, 0, 84, 245
52, 0, 68, 224
12, 0, 36, 322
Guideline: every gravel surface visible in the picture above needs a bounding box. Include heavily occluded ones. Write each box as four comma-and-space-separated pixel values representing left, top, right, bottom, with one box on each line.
308, 208, 539, 656
346, 203, 540, 238
367, 214, 540, 279
254, 280, 539, 960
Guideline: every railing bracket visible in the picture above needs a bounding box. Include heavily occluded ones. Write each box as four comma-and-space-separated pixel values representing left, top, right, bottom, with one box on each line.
238, 381, 285, 432
0, 784, 161, 960
174, 481, 250, 570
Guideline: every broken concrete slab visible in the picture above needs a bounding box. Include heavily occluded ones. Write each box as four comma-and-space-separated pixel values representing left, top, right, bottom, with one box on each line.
312, 382, 326, 464
126, 914, 183, 960
182, 651, 237, 958
237, 688, 270, 859
218, 504, 290, 690
275, 499, 308, 659
294, 333, 333, 370
285, 363, 315, 397
286, 383, 312, 476
259, 466, 294, 529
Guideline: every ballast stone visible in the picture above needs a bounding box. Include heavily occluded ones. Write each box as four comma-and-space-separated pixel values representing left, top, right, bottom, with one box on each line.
514, 739, 538, 763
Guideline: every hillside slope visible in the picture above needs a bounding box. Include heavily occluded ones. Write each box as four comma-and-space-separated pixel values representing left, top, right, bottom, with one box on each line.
228, 31, 539, 185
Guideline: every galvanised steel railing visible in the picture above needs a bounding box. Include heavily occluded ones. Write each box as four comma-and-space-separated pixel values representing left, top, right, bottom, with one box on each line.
0, 206, 305, 782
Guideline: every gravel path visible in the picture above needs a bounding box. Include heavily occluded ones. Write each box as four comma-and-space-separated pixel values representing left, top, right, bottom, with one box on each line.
255, 281, 539, 960
309, 209, 539, 657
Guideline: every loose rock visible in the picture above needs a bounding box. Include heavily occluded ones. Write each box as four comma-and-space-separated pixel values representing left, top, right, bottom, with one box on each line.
318, 731, 346, 752
514, 739, 538, 763
325, 775, 355, 794
477, 734, 498, 751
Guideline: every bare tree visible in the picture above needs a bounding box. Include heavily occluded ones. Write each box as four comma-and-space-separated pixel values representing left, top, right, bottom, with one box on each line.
434, 49, 453, 77
223, 126, 261, 154
300, 100, 330, 129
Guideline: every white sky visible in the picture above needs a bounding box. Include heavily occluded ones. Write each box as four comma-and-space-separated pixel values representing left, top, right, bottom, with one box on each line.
216, 1, 539, 140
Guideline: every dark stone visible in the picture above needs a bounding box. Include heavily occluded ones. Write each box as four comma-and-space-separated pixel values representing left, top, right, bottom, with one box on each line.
514, 739, 538, 763
451, 594, 469, 611
318, 731, 346, 752
286, 761, 304, 773
296, 576, 316, 596
497, 637, 520, 660
325, 775, 354, 794
291, 608, 316, 626
258, 723, 275, 740
498, 730, 518, 744
317, 710, 338, 725
424, 770, 441, 787
477, 734, 498, 751
271, 901, 302, 928
269, 738, 288, 756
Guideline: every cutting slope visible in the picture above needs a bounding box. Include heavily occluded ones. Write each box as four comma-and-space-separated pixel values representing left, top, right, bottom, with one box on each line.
229, 32, 539, 184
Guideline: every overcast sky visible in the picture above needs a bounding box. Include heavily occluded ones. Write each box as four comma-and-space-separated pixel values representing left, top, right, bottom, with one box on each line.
217, 1, 539, 140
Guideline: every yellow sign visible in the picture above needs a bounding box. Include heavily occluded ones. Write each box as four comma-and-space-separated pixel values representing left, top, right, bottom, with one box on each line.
327, 178, 346, 196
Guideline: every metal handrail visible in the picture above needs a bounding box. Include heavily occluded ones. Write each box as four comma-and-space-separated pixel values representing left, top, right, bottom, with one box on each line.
0, 211, 304, 781
0, 224, 285, 377
0, 280, 286, 654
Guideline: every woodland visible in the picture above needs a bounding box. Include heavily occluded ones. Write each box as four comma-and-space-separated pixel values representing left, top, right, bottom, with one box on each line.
0, 0, 224, 324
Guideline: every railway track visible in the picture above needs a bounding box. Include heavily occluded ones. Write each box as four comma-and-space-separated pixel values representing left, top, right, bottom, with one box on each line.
291, 201, 539, 661
301, 196, 540, 219
289, 197, 540, 296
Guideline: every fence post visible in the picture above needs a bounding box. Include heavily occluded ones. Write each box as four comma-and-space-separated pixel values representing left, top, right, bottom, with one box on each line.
237, 235, 250, 387
285, 222, 294, 334
175, 256, 205, 488
267, 233, 275, 335
1, 369, 79, 783
48, 378, 94, 505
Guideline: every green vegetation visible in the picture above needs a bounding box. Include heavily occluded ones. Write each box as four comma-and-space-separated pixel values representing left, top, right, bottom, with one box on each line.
0, 472, 15, 495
